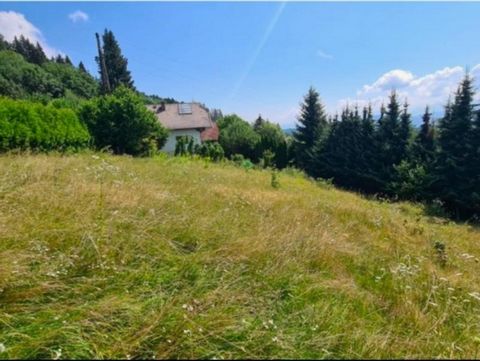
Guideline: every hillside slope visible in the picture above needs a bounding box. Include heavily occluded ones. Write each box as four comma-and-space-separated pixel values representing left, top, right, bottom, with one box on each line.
1, 154, 480, 359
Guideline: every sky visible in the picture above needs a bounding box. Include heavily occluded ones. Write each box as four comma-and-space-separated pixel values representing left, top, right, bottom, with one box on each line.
1, 1, 480, 127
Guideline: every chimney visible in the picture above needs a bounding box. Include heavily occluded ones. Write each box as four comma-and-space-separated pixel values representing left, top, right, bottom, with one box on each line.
156, 102, 166, 113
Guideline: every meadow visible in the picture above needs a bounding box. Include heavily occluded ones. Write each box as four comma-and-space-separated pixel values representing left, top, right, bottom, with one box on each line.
1, 153, 480, 359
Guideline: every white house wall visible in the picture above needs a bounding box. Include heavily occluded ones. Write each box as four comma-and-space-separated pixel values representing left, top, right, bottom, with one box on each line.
161, 129, 202, 153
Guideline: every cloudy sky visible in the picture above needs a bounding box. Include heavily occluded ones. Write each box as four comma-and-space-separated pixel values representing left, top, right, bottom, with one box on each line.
1, 2, 480, 126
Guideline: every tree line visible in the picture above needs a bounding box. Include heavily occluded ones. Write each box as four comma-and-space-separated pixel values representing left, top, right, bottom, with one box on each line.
291, 79, 480, 218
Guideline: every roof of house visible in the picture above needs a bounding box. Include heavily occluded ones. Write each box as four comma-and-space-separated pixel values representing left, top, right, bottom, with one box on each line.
200, 122, 219, 141
147, 103, 213, 131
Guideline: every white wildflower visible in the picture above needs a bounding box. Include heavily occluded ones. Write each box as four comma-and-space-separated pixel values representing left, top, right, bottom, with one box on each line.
272, 336, 279, 342
53, 348, 62, 360
468, 292, 480, 301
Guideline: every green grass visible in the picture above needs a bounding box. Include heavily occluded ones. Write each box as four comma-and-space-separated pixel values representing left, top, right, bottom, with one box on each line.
1, 153, 480, 359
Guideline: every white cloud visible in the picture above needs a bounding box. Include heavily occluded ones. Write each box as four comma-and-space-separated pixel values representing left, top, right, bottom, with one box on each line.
0, 11, 61, 57
316, 49, 333, 60
338, 64, 480, 117
68, 10, 88, 23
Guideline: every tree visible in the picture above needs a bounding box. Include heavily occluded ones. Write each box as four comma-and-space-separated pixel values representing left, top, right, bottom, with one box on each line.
96, 29, 134, 92
217, 114, 259, 160
64, 55, 73, 66
391, 106, 437, 201
11, 36, 47, 65
376, 91, 404, 190
433, 75, 475, 216
79, 86, 168, 156
253, 114, 266, 131
254, 120, 289, 168
398, 101, 412, 161
0, 35, 9, 51
78, 61, 88, 74
292, 87, 328, 171
411, 106, 436, 165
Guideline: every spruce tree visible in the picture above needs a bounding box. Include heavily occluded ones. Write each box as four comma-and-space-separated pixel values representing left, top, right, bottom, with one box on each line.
253, 115, 266, 131
78, 61, 88, 73
96, 29, 135, 91
376, 91, 402, 190
64, 55, 73, 66
292, 87, 328, 171
411, 106, 435, 165
470, 108, 480, 213
434, 75, 475, 216
398, 101, 412, 161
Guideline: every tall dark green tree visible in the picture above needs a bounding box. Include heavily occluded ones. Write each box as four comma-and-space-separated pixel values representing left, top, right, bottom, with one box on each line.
470, 108, 480, 212
11, 36, 47, 65
411, 106, 436, 165
96, 29, 135, 92
434, 75, 475, 216
376, 91, 403, 189
78, 61, 88, 74
253, 114, 266, 131
293, 87, 328, 171
64, 55, 73, 66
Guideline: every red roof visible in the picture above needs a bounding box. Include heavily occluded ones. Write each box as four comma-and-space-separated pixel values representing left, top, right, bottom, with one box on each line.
200, 122, 219, 142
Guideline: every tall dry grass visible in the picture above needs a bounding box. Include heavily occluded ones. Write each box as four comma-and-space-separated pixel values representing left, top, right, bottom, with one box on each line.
1, 153, 480, 359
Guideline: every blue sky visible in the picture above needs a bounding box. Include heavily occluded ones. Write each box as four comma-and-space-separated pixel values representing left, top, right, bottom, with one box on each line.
1, 2, 480, 127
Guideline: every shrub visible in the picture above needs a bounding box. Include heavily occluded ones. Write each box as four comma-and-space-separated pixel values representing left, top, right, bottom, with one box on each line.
79, 86, 168, 156
0, 97, 90, 152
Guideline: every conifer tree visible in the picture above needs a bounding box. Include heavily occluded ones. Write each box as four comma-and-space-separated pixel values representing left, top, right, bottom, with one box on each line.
253, 115, 266, 131
434, 75, 475, 216
293, 87, 328, 171
64, 55, 73, 66
411, 106, 436, 165
96, 29, 135, 91
78, 61, 88, 73
398, 101, 412, 160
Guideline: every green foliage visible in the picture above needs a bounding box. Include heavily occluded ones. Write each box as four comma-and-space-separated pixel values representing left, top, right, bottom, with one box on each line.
42, 62, 98, 99
97, 29, 134, 92
389, 160, 429, 201
217, 114, 260, 160
0, 50, 98, 100
79, 86, 168, 156
270, 169, 280, 188
254, 120, 289, 169
293, 87, 328, 171
0, 97, 90, 152
195, 141, 224, 161
11, 35, 47, 65
433, 75, 477, 216
174, 135, 192, 156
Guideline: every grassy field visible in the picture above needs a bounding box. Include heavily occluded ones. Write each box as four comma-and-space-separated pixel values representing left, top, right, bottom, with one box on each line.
1, 153, 480, 359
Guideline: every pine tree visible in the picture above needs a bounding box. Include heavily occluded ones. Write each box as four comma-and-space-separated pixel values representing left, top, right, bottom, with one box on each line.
411, 106, 435, 165
64, 55, 73, 66
434, 75, 475, 216
96, 29, 135, 91
0, 34, 9, 51
398, 101, 412, 161
55, 54, 65, 64
253, 115, 266, 131
292, 87, 328, 171
11, 36, 47, 65
78, 61, 88, 73
377, 91, 403, 190
470, 108, 480, 213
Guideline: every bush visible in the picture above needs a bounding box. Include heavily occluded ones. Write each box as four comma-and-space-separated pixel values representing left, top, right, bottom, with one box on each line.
79, 86, 168, 156
0, 97, 90, 152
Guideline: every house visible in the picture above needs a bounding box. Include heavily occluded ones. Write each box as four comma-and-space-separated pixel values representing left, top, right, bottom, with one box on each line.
147, 102, 219, 153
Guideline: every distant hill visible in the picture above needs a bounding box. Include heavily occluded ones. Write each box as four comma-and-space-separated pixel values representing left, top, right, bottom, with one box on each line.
283, 127, 295, 135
